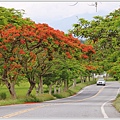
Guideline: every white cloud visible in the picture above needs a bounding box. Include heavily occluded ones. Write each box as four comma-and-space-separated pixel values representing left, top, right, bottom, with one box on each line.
1, 2, 120, 22
0, 1, 120, 32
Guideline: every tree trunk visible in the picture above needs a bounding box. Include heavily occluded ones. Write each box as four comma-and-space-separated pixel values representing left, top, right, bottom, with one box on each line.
38, 75, 43, 94
80, 76, 83, 83
49, 84, 52, 95
80, 76, 85, 83
105, 73, 109, 80
54, 86, 57, 94
26, 79, 35, 96
2, 69, 16, 99
72, 79, 76, 88
58, 87, 61, 94
5, 81, 16, 99
92, 73, 95, 81
64, 80, 68, 92
10, 82, 16, 98
88, 75, 91, 81
35, 85, 39, 96
83, 76, 87, 82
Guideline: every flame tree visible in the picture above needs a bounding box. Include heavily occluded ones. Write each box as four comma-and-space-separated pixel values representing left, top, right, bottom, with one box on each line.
0, 7, 96, 98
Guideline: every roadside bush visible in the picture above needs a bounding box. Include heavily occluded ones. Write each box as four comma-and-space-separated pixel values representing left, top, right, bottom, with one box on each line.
116, 94, 120, 98
86, 81, 96, 85
24, 95, 41, 103
24, 94, 55, 103
53, 93, 64, 98
0, 92, 6, 100
106, 77, 115, 81
39, 93, 55, 101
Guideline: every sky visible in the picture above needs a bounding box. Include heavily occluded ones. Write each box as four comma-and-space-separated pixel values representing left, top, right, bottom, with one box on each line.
0, 2, 120, 33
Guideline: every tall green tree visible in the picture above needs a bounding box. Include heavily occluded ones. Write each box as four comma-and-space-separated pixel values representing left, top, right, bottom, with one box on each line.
69, 8, 120, 78
0, 7, 33, 28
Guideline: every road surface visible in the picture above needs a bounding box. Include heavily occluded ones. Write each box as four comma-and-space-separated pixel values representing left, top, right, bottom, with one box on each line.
0, 81, 120, 119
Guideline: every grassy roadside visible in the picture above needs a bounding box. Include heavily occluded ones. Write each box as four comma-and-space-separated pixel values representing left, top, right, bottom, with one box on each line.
113, 94, 120, 112
1, 79, 120, 113
0, 81, 95, 106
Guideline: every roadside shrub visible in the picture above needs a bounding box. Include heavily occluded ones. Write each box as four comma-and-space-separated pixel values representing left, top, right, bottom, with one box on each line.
106, 77, 115, 81
53, 93, 64, 98
53, 90, 75, 99
86, 81, 96, 85
0, 92, 6, 100
24, 95, 41, 103
116, 94, 120, 98
39, 93, 55, 101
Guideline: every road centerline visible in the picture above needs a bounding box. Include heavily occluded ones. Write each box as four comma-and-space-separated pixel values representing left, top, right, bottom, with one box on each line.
1, 83, 117, 119
0, 104, 51, 118
0, 86, 105, 118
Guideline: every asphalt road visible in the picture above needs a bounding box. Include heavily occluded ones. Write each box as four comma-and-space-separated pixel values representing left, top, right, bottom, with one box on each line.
0, 81, 120, 119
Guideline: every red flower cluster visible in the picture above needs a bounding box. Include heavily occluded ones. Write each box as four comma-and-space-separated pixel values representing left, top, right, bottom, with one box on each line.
30, 52, 36, 60
81, 45, 95, 54
20, 39, 26, 44
9, 56, 15, 61
85, 65, 96, 71
0, 45, 8, 50
0, 22, 96, 74
81, 54, 89, 59
66, 52, 72, 59
19, 49, 25, 54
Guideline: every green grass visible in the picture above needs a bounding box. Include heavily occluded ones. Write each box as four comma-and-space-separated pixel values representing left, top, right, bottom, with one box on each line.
105, 77, 115, 81
113, 94, 120, 112
0, 80, 97, 106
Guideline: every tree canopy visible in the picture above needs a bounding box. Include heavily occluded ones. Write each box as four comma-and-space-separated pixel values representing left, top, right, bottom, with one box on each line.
1, 6, 119, 99
69, 8, 120, 79
0, 7, 96, 98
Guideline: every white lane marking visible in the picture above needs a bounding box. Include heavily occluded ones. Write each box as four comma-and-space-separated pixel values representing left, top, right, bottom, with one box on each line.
101, 87, 120, 118
101, 101, 109, 118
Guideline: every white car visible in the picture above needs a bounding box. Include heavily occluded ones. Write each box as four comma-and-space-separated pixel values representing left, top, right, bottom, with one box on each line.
96, 78, 106, 86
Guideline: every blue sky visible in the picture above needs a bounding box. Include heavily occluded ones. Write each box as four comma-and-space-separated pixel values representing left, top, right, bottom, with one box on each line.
0, 2, 120, 33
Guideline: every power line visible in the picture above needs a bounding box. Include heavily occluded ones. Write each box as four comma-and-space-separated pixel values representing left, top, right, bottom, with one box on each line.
69, 2, 78, 6
70, 2, 101, 12
88, 2, 98, 12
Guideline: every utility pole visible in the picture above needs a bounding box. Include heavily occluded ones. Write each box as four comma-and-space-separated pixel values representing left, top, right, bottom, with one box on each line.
88, 2, 98, 12
70, 2, 99, 12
